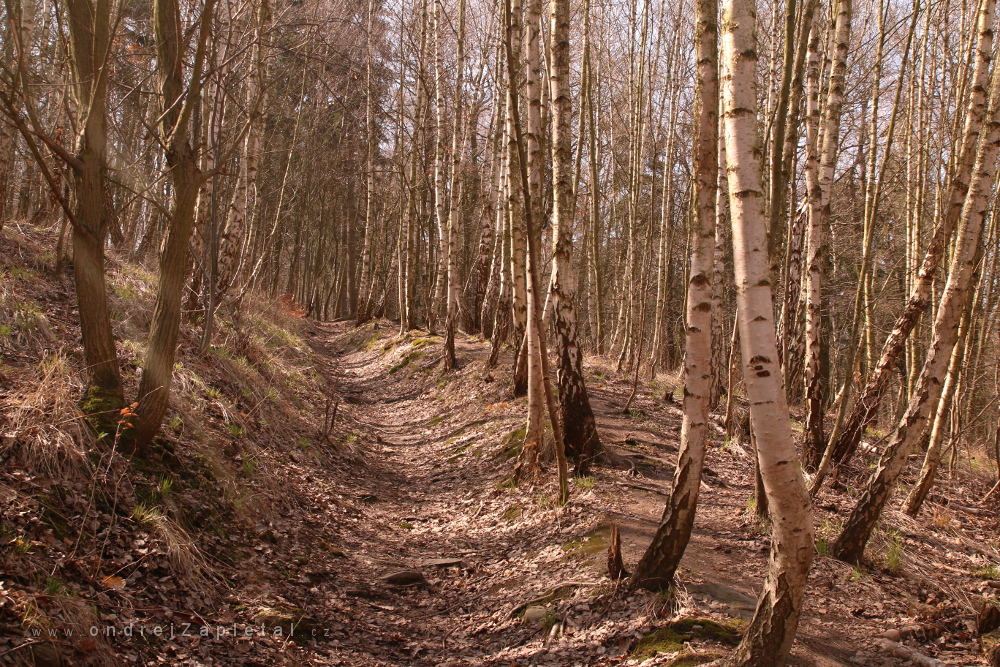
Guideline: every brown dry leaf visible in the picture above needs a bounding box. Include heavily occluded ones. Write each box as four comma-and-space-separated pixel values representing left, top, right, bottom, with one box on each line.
77, 638, 98, 652
101, 576, 125, 590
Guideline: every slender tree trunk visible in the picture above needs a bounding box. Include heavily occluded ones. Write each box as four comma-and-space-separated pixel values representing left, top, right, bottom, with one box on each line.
506, 0, 529, 395
584, 8, 605, 355
130, 0, 216, 453
803, 0, 851, 468
443, 0, 467, 369
721, 0, 815, 659
218, 0, 268, 302
545, 0, 600, 472
832, 64, 1000, 563
358, 0, 378, 325
505, 0, 569, 504
429, 0, 449, 335
629, 0, 717, 591
62, 0, 125, 431
902, 288, 975, 515
827, 0, 997, 466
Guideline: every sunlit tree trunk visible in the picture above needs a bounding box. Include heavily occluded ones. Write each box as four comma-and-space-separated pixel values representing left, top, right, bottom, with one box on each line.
803, 0, 851, 468
131, 0, 216, 452
506, 0, 569, 503
903, 286, 975, 515
63, 0, 125, 429
721, 0, 815, 658
443, 0, 467, 369
629, 0, 717, 590
832, 66, 1000, 563
358, 0, 378, 326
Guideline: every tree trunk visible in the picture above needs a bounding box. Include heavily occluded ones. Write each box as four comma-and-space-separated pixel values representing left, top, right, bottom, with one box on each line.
902, 290, 975, 516
505, 0, 569, 504
832, 67, 1000, 563
443, 0, 468, 369
803, 0, 851, 468
545, 0, 600, 472
629, 0, 717, 591
357, 0, 378, 326
827, 0, 997, 466
721, 0, 815, 659
130, 0, 215, 453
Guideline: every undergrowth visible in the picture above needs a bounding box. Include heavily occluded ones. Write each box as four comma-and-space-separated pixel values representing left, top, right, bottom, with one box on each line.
0, 224, 348, 665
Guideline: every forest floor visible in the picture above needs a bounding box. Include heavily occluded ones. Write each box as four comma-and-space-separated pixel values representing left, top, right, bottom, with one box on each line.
3, 225, 1000, 666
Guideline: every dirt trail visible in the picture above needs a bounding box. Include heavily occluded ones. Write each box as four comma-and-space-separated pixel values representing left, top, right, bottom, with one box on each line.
246, 321, 989, 667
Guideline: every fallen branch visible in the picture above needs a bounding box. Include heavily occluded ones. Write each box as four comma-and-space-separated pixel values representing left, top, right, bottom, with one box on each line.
982, 479, 1000, 505
875, 639, 945, 667
614, 481, 669, 496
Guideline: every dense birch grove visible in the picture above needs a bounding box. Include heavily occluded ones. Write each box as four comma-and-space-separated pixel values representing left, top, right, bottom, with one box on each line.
4, 0, 1000, 657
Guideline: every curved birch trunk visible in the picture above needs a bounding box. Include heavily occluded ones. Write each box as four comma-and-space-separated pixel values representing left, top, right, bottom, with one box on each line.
832, 65, 1000, 563
827, 0, 996, 466
721, 0, 815, 659
628, 0, 717, 590
902, 295, 974, 516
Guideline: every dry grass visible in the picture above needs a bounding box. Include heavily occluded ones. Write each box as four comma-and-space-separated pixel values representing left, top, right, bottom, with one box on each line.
2, 349, 95, 482
6, 591, 117, 667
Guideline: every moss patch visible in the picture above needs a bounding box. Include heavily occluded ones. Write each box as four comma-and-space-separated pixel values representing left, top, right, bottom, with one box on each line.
81, 384, 124, 436
562, 526, 610, 563
499, 425, 527, 459
253, 606, 320, 639
668, 653, 723, 667
630, 617, 743, 662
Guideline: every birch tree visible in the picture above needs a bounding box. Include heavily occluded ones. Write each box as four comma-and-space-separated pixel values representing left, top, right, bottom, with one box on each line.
832, 60, 1000, 563
720, 0, 814, 659
629, 0, 717, 590
546, 0, 601, 470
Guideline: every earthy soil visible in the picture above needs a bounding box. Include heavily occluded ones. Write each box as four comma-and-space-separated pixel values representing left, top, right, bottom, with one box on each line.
3, 227, 999, 667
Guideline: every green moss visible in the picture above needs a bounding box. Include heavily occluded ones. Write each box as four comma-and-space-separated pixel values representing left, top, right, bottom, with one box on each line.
668, 654, 723, 667
253, 607, 319, 639
410, 337, 432, 349
388, 344, 427, 374
500, 426, 527, 459
44, 577, 65, 596
562, 526, 610, 559
630, 618, 742, 662
502, 504, 523, 521
496, 475, 516, 490
80, 384, 124, 436
974, 564, 1000, 580
448, 441, 472, 456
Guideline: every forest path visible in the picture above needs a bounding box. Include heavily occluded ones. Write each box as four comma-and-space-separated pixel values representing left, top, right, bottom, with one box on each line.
282, 322, 905, 666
